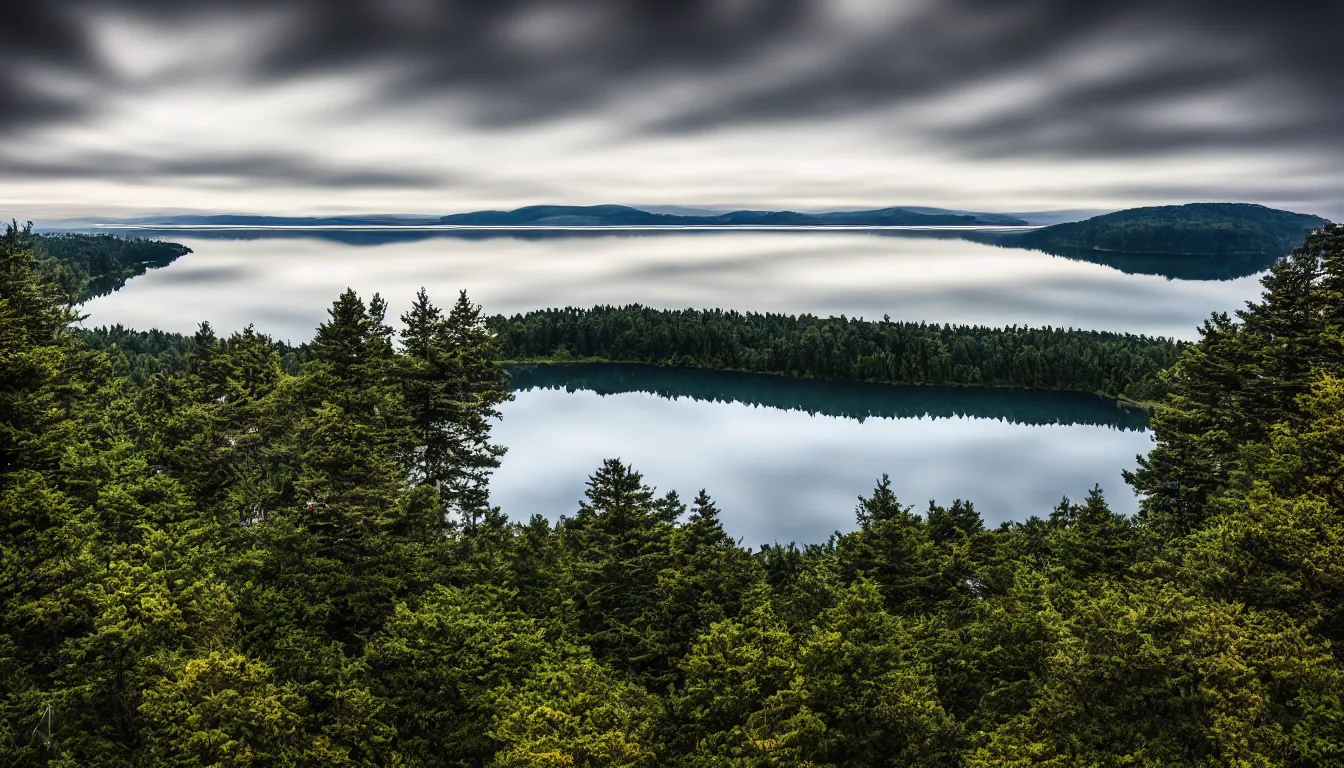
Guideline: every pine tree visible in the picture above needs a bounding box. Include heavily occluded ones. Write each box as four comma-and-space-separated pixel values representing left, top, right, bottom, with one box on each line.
1043, 486, 1135, 579
1129, 225, 1344, 537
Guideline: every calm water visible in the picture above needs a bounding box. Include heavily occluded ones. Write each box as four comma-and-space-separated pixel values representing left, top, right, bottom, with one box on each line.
76, 228, 1263, 542
80, 229, 1267, 342
494, 364, 1153, 547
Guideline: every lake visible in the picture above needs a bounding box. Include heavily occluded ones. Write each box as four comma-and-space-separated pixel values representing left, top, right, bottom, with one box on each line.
495, 364, 1153, 547
81, 228, 1267, 342
76, 227, 1270, 543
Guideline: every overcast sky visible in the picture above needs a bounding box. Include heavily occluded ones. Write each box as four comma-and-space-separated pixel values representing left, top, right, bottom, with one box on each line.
3, 0, 1340, 219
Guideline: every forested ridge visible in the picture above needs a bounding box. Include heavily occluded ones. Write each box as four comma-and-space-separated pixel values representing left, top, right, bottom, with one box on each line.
6, 221, 1344, 765
437, 204, 1027, 227
490, 306, 1182, 402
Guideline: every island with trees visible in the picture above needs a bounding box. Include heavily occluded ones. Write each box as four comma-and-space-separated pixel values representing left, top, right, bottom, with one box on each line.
491, 306, 1181, 404
1007, 202, 1327, 256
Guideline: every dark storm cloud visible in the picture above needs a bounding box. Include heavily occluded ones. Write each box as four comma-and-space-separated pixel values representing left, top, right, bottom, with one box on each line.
1, 151, 444, 188
0, 0, 815, 132
638, 1, 1344, 158
2, 0, 1340, 198
0, 5, 100, 131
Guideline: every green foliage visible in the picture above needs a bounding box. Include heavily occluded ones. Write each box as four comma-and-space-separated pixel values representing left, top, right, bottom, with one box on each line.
5, 222, 1344, 766
399, 288, 513, 527
490, 305, 1182, 401
33, 231, 190, 302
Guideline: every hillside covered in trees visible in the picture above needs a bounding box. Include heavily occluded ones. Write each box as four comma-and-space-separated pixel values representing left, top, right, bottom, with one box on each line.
4, 219, 1344, 765
33, 232, 191, 302
1012, 202, 1327, 256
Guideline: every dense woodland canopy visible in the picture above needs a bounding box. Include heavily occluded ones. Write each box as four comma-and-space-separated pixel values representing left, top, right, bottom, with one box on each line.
4, 221, 1344, 765
80, 313, 1183, 405
491, 306, 1181, 402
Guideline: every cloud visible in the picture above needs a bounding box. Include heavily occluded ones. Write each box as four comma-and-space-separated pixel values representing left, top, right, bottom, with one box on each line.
2, 151, 445, 189
0, 0, 1340, 216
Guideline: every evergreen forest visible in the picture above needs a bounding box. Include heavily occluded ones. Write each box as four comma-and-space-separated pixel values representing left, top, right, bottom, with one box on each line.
490, 307, 1182, 403
5, 221, 1344, 766
33, 233, 191, 302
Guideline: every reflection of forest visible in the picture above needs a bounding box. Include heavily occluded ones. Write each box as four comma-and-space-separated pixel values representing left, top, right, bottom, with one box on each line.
1039, 248, 1278, 281
951, 230, 1281, 281
507, 363, 1150, 431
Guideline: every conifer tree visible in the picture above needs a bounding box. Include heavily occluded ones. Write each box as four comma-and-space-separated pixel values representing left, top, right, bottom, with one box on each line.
838, 475, 936, 613
398, 288, 512, 530
562, 460, 679, 679
1042, 486, 1135, 579
1129, 224, 1344, 537
440, 289, 513, 526
654, 490, 757, 683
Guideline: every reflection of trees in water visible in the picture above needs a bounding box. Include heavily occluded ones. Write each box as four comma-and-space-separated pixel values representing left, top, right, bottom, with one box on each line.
952, 230, 1280, 281
1039, 247, 1278, 281
507, 363, 1149, 432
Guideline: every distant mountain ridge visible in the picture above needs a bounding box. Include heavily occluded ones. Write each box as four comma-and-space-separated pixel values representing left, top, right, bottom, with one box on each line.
75, 205, 1034, 229
1012, 203, 1329, 257
437, 204, 1028, 226
114, 214, 444, 227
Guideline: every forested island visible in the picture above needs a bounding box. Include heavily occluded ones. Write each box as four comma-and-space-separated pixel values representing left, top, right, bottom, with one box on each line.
83, 307, 1182, 403
1008, 202, 1327, 256
490, 306, 1181, 403
4, 220, 1344, 765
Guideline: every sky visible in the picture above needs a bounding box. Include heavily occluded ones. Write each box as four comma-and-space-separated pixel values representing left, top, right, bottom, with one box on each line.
2, 0, 1341, 220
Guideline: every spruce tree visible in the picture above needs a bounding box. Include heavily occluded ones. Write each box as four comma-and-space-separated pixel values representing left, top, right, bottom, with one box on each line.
439, 289, 513, 527
398, 288, 511, 531
562, 460, 678, 679
838, 475, 937, 613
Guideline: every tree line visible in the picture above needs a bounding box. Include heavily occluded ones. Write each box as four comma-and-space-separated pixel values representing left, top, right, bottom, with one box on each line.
4, 221, 1344, 765
490, 306, 1183, 402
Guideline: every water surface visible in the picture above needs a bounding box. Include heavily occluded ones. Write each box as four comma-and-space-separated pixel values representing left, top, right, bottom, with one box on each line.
78, 229, 1266, 342
492, 364, 1153, 546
